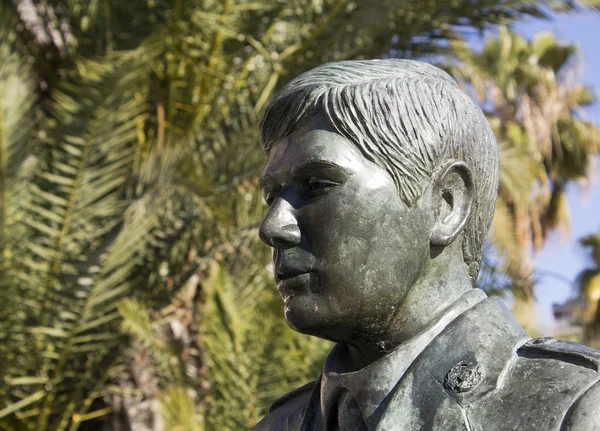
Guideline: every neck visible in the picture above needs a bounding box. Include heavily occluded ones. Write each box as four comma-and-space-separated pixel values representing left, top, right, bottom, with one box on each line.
349, 243, 474, 367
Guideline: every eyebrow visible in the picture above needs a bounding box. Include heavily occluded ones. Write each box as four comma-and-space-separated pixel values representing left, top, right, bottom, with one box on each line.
292, 160, 349, 175
259, 160, 351, 190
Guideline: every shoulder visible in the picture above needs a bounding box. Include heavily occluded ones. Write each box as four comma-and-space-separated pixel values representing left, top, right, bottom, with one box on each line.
253, 380, 317, 431
468, 337, 600, 430
560, 378, 600, 430
514, 337, 600, 430
517, 337, 600, 372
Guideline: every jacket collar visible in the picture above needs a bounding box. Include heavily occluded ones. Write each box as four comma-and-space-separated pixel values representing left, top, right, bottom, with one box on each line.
319, 289, 487, 429
300, 293, 529, 430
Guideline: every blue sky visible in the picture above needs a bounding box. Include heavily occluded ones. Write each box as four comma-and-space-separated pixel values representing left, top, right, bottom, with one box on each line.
509, 10, 600, 334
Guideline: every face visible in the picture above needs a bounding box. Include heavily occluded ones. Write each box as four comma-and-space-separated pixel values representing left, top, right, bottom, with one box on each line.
259, 114, 436, 345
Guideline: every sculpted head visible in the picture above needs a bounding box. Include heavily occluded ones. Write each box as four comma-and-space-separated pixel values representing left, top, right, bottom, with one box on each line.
258, 59, 499, 347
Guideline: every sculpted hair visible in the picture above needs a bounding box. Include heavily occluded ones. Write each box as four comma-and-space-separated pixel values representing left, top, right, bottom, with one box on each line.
260, 59, 499, 281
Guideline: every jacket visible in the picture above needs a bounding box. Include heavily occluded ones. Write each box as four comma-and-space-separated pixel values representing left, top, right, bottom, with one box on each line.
255, 296, 600, 430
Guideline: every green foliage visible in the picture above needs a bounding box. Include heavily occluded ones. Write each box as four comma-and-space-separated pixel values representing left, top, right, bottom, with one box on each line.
576, 233, 600, 346
158, 386, 204, 431
0, 35, 167, 431
199, 263, 330, 429
0, 4, 37, 335
449, 27, 600, 308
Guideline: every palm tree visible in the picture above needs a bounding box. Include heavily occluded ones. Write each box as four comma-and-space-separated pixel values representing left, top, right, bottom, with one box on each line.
576, 233, 600, 347
2, 0, 600, 429
449, 27, 600, 332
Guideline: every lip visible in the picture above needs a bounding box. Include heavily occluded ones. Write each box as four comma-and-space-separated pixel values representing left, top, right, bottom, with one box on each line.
273, 247, 315, 281
275, 268, 309, 283
277, 272, 311, 298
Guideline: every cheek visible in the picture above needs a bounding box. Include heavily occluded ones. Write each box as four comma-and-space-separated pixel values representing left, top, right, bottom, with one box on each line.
301, 185, 411, 275
302, 186, 388, 239
301, 183, 434, 303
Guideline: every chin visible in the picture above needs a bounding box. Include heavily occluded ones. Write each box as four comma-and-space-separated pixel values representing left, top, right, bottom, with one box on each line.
282, 295, 331, 337
283, 298, 361, 344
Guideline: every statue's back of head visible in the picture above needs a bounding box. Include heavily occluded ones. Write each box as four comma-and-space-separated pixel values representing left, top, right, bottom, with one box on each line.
260, 59, 499, 281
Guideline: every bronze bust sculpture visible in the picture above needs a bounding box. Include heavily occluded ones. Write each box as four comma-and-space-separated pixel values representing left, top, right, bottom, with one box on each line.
255, 59, 600, 430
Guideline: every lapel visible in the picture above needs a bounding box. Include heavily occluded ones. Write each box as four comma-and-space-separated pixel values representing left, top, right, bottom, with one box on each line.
299, 375, 322, 431
376, 297, 530, 430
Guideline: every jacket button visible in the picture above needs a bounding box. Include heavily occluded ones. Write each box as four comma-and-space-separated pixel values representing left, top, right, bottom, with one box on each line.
444, 361, 485, 393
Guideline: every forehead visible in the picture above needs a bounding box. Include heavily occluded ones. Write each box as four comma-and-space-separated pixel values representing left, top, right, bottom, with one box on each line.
261, 115, 366, 184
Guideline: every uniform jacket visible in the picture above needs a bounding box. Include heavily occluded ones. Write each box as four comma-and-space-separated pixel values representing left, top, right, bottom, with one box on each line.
255, 294, 600, 430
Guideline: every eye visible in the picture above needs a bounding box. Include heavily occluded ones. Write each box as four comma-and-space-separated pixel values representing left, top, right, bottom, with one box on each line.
306, 177, 339, 196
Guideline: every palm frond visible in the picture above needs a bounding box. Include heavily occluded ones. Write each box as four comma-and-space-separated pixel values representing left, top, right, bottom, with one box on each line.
200, 263, 330, 429
448, 27, 600, 306
158, 386, 204, 431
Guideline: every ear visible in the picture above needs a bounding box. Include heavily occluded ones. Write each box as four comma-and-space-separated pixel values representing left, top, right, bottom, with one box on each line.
430, 159, 474, 246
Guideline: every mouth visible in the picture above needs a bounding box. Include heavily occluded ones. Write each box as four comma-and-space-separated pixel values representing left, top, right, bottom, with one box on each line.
273, 249, 315, 299
276, 272, 311, 300
275, 269, 309, 283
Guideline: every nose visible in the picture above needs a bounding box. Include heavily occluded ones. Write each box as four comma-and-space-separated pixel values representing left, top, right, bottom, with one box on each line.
259, 196, 301, 249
